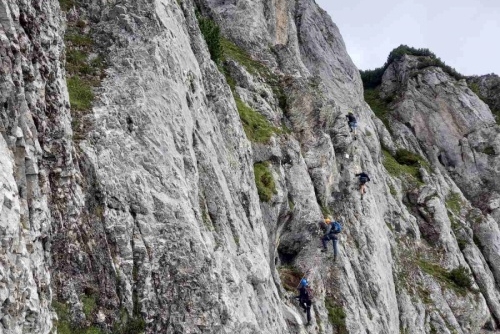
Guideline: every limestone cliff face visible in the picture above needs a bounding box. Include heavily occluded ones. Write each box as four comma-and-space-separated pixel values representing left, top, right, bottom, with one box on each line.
1, 0, 500, 334
1, 0, 68, 332
468, 74, 500, 118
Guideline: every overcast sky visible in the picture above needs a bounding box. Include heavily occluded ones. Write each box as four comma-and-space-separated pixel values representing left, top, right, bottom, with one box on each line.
316, 0, 500, 76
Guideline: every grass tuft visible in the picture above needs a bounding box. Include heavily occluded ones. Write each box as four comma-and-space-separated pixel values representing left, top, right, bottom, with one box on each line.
321, 205, 332, 218
221, 38, 287, 111
382, 149, 423, 184
254, 162, 276, 202
418, 260, 473, 295
195, 14, 289, 142
446, 193, 463, 216
66, 33, 94, 48
389, 183, 397, 196
325, 298, 348, 334
113, 308, 146, 334
63, 8, 107, 140
482, 146, 496, 155
81, 294, 97, 317
197, 14, 223, 64
59, 0, 75, 11
67, 76, 94, 111
364, 88, 392, 131
236, 96, 279, 143
53, 299, 104, 334
221, 38, 269, 76
394, 149, 421, 166
278, 266, 303, 292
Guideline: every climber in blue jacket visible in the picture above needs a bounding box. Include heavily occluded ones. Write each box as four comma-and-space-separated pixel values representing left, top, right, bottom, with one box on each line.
295, 278, 312, 325
321, 218, 341, 262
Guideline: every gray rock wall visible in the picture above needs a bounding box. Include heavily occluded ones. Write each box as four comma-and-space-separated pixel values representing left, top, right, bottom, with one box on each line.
1, 0, 500, 333
0, 0, 70, 332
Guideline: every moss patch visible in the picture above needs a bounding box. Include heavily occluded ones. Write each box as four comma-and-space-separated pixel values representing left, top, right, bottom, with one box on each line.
364, 88, 392, 131
221, 38, 269, 77
278, 266, 303, 292
59, 0, 75, 11
254, 162, 276, 202
81, 294, 97, 317
64, 7, 107, 141
446, 192, 463, 216
196, 15, 290, 144
382, 149, 423, 184
395, 149, 422, 166
53, 300, 72, 334
196, 14, 223, 64
66, 33, 94, 48
469, 82, 481, 96
221, 39, 287, 111
198, 193, 213, 229
288, 197, 295, 211
418, 260, 473, 295
482, 146, 496, 155
389, 183, 397, 196
236, 97, 280, 143
417, 285, 432, 304
68, 76, 94, 111
325, 298, 347, 334
321, 205, 332, 218
52, 300, 103, 334
113, 308, 146, 334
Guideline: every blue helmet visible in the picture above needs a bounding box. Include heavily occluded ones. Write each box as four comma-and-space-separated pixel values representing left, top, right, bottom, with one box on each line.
300, 278, 308, 287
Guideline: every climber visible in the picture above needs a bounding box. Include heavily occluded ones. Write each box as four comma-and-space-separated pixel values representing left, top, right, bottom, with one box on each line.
321, 218, 341, 261
346, 112, 358, 139
355, 172, 370, 200
295, 278, 312, 325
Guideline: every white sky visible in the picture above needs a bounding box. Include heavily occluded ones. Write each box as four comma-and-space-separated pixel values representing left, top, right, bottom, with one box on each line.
316, 0, 500, 76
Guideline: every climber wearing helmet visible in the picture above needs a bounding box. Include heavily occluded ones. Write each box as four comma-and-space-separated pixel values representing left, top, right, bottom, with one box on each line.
355, 172, 371, 200
321, 218, 341, 262
346, 112, 358, 139
295, 278, 312, 325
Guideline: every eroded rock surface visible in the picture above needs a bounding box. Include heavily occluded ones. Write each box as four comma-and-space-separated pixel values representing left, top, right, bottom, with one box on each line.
1, 0, 500, 334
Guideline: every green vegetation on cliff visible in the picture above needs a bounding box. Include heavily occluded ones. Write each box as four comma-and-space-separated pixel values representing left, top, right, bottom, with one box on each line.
278, 266, 304, 291
418, 260, 473, 295
254, 162, 277, 202
360, 45, 464, 89
326, 298, 348, 334
63, 4, 106, 140
364, 88, 392, 130
236, 96, 281, 143
196, 14, 287, 143
197, 14, 223, 64
382, 149, 424, 184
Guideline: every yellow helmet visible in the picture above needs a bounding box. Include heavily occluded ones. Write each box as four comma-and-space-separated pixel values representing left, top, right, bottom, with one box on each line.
324, 218, 331, 223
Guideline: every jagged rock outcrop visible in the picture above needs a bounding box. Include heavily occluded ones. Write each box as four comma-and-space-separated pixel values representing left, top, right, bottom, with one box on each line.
1, 0, 500, 334
468, 73, 500, 117
370, 54, 500, 332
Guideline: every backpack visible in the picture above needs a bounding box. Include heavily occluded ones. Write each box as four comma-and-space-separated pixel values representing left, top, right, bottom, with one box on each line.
359, 175, 369, 183
305, 286, 314, 301
331, 221, 342, 234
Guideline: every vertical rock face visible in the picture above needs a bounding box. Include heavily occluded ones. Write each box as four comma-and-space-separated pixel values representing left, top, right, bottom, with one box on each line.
1, 0, 500, 334
468, 74, 500, 117
371, 54, 500, 333
73, 1, 290, 332
0, 0, 69, 332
